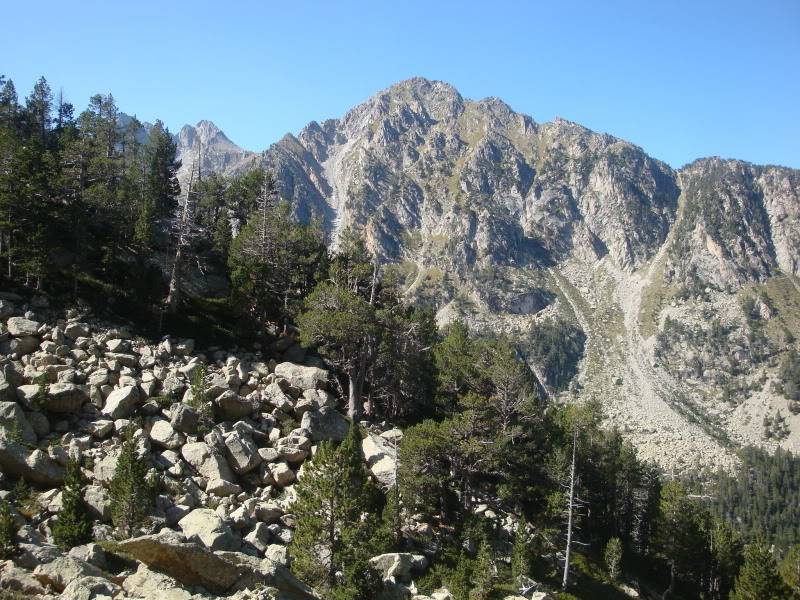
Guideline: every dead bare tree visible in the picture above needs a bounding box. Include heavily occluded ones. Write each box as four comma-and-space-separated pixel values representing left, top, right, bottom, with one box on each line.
562, 426, 589, 590
165, 142, 201, 313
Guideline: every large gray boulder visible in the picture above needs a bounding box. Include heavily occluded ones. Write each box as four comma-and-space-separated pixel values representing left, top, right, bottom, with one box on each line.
215, 390, 256, 420
122, 563, 192, 600
32, 556, 102, 592
118, 530, 317, 598
274, 362, 329, 391
0, 401, 36, 444
223, 430, 262, 474
301, 407, 350, 442
369, 553, 429, 584
0, 429, 65, 486
7, 317, 40, 337
2, 336, 38, 356
101, 385, 139, 419
64, 322, 90, 339
181, 441, 236, 482
178, 508, 239, 551
149, 419, 185, 450
60, 576, 120, 600
45, 383, 88, 413
363, 432, 397, 487
170, 402, 199, 434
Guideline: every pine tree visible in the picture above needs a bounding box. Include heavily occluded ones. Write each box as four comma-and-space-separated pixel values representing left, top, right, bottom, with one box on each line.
604, 537, 623, 581
731, 537, 791, 600
110, 426, 153, 538
469, 538, 494, 600
779, 545, 800, 598
0, 499, 18, 559
511, 517, 533, 583
52, 457, 92, 549
290, 423, 382, 599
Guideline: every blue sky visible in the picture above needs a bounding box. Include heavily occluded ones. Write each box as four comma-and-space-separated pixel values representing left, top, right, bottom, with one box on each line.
2, 0, 798, 168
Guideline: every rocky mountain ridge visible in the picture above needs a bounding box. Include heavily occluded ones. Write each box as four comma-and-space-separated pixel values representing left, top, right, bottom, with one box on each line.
178, 77, 800, 471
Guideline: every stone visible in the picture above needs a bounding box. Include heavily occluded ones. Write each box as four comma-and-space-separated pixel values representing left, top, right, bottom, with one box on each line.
83, 485, 112, 522
223, 430, 262, 474
101, 385, 139, 419
269, 462, 296, 487
178, 508, 240, 551
92, 451, 119, 484
4, 336, 38, 356
0, 299, 15, 319
301, 407, 350, 442
216, 390, 255, 420
0, 429, 65, 486
60, 575, 120, 600
363, 432, 397, 487
244, 521, 272, 554
0, 561, 49, 595
122, 563, 192, 600
181, 441, 236, 483
7, 316, 41, 337
64, 322, 90, 339
33, 556, 102, 592
67, 543, 107, 569
265, 544, 289, 566
44, 382, 88, 413
206, 477, 242, 497
0, 401, 37, 444
149, 419, 185, 449
369, 553, 429, 584
274, 362, 328, 391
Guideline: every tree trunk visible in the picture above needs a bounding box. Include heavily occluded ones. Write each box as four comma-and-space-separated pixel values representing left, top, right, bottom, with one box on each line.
347, 371, 362, 421
562, 427, 578, 590
166, 245, 183, 314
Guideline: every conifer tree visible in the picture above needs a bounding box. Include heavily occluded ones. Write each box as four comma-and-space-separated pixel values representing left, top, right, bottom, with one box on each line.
469, 538, 495, 600
731, 537, 791, 600
52, 457, 92, 549
0, 499, 17, 559
604, 537, 623, 581
110, 426, 153, 538
290, 423, 382, 599
779, 545, 800, 598
511, 517, 533, 582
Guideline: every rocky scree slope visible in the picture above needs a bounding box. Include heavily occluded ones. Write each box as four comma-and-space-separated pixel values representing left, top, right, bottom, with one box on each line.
212, 77, 800, 472
0, 293, 460, 600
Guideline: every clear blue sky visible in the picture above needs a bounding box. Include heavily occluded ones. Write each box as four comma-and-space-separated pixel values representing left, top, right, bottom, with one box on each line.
3, 0, 798, 168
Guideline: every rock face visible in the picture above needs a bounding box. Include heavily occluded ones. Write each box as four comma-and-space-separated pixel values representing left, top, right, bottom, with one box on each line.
301, 407, 350, 442
178, 508, 239, 551
0, 429, 65, 486
118, 531, 317, 598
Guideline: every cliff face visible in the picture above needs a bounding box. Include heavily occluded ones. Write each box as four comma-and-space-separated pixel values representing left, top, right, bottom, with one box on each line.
189, 78, 800, 471
259, 78, 681, 275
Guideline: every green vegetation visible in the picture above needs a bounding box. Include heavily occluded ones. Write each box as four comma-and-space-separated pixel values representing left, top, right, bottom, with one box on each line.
0, 499, 18, 559
290, 424, 383, 599
698, 446, 800, 550
110, 425, 154, 538
52, 458, 93, 549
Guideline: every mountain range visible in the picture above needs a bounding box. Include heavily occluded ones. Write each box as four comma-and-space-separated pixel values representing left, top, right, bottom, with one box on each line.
174, 77, 800, 472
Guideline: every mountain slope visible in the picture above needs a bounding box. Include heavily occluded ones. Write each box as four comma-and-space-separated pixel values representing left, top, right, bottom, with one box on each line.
199, 77, 800, 472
